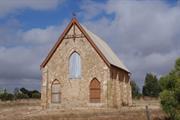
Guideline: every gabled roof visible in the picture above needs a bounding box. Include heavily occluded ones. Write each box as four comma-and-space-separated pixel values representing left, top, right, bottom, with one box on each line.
81, 26, 129, 72
40, 18, 129, 72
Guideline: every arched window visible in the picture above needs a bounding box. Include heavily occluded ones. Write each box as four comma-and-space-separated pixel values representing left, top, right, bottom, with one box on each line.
69, 52, 81, 79
89, 78, 101, 103
51, 80, 61, 103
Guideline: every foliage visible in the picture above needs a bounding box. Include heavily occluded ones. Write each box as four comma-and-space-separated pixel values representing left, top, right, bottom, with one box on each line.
32, 92, 41, 99
20, 88, 30, 96
13, 88, 29, 99
15, 93, 29, 99
160, 90, 178, 120
131, 80, 141, 99
0, 87, 41, 101
0, 89, 14, 101
20, 88, 41, 98
174, 79, 180, 104
159, 58, 180, 120
142, 73, 161, 97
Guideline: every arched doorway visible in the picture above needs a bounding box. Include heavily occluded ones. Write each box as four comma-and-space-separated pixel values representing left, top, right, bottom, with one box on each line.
51, 80, 61, 103
89, 78, 100, 103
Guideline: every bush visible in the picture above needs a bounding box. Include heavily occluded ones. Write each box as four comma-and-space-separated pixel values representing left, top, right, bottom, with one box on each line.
15, 93, 29, 99
159, 58, 180, 120
0, 92, 14, 101
32, 93, 41, 99
131, 80, 141, 99
160, 90, 178, 120
20, 88, 41, 99
0, 88, 41, 101
174, 79, 180, 104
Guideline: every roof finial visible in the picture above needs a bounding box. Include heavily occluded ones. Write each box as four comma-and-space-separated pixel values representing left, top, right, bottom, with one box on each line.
72, 12, 76, 18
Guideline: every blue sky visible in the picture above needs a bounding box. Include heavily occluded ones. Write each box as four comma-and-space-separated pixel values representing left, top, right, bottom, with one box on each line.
0, 0, 180, 92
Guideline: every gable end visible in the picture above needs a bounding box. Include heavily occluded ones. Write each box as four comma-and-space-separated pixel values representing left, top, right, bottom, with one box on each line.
40, 18, 111, 69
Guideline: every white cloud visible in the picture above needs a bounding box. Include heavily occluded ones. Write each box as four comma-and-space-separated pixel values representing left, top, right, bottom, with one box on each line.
0, 19, 66, 91
0, 0, 64, 17
80, 0, 180, 87
22, 26, 61, 44
1, 0, 180, 91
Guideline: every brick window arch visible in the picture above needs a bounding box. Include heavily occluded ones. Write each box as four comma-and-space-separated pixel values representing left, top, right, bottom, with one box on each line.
51, 80, 61, 103
89, 78, 101, 103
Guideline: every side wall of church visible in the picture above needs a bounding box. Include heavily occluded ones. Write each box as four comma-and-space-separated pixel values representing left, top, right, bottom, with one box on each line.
107, 67, 132, 108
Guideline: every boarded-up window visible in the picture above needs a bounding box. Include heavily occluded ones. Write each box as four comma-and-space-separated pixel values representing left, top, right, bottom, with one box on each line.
90, 78, 100, 103
51, 80, 61, 103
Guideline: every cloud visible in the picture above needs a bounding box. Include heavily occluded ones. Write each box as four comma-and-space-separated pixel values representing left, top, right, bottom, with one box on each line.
0, 46, 42, 91
0, 0, 64, 17
0, 19, 66, 91
22, 26, 61, 44
1, 0, 180, 91
80, 0, 180, 88
79, 0, 106, 20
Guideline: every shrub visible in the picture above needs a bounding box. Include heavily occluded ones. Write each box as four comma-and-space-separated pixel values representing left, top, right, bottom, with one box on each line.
160, 90, 178, 120
0, 92, 14, 101
15, 93, 29, 99
32, 92, 41, 99
159, 58, 180, 120
131, 80, 141, 99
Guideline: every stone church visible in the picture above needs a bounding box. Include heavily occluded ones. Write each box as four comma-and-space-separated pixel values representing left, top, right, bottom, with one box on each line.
40, 18, 132, 109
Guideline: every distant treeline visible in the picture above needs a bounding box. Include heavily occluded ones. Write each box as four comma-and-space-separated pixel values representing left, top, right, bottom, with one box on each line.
0, 88, 41, 101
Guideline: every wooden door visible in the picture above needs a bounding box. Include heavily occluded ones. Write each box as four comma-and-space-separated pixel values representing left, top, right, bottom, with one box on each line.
89, 78, 100, 103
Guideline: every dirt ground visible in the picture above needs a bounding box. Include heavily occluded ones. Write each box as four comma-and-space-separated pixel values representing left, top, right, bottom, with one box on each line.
0, 99, 166, 120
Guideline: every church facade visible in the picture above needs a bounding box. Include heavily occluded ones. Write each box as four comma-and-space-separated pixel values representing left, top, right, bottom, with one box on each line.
40, 18, 132, 109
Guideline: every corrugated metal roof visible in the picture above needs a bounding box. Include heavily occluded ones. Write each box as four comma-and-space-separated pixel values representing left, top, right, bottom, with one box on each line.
82, 25, 129, 72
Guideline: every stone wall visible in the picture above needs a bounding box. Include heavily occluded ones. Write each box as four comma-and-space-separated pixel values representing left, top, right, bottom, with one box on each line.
41, 25, 110, 108
108, 67, 132, 108
41, 24, 132, 109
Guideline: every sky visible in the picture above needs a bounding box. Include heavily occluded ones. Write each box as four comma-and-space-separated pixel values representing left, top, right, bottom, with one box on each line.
0, 0, 180, 92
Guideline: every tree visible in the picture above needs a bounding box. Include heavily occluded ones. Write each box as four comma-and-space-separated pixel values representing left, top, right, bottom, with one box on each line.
0, 87, 40, 101
14, 88, 29, 99
32, 93, 41, 99
143, 73, 161, 97
0, 89, 14, 101
20, 87, 32, 98
20, 88, 29, 95
130, 80, 140, 99
31, 90, 41, 99
160, 90, 178, 120
20, 88, 41, 99
160, 58, 180, 120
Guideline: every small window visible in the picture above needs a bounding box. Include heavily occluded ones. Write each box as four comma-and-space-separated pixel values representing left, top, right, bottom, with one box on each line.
51, 80, 61, 103
69, 52, 81, 79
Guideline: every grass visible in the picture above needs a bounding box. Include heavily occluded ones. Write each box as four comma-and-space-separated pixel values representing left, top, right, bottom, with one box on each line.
0, 99, 166, 120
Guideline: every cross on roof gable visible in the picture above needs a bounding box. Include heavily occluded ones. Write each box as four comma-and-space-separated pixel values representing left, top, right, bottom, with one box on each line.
40, 18, 129, 73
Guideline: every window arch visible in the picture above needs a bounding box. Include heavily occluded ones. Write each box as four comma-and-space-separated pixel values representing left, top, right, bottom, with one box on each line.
89, 78, 101, 103
69, 52, 81, 79
51, 80, 61, 103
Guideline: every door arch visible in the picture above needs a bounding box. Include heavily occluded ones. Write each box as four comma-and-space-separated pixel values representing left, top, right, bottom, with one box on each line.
89, 78, 100, 103
51, 79, 61, 103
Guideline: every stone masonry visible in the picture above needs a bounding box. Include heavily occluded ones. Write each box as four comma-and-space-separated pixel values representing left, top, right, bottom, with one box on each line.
40, 18, 132, 109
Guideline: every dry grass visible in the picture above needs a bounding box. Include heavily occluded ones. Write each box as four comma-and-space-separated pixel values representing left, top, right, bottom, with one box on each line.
0, 99, 166, 120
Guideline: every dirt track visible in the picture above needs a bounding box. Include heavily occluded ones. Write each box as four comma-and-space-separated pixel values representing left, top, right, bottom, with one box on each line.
0, 99, 165, 120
